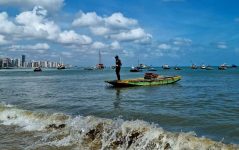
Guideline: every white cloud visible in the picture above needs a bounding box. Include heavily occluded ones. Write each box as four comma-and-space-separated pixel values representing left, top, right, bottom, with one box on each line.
0, 12, 21, 34
0, 6, 93, 45
91, 41, 107, 49
105, 12, 137, 28
217, 44, 227, 49
9, 43, 50, 50
154, 38, 191, 57
0, 35, 8, 45
90, 26, 110, 36
135, 34, 152, 44
90, 41, 121, 51
110, 41, 121, 50
36, 50, 47, 54
110, 28, 151, 42
16, 6, 60, 40
34, 43, 49, 50
216, 42, 227, 49
158, 43, 171, 50
16, 6, 47, 25
30, 43, 50, 50
172, 37, 192, 46
8, 43, 50, 54
72, 12, 103, 27
58, 30, 92, 45
73, 12, 137, 29
72, 11, 151, 43
0, 0, 64, 12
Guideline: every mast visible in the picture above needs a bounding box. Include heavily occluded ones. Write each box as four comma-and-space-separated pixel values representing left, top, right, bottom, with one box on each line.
59, 57, 61, 65
99, 50, 102, 64
96, 50, 104, 69
137, 56, 139, 67
60, 57, 64, 65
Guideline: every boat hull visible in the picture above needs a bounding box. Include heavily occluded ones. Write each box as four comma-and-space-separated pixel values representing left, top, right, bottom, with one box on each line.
34, 67, 42, 72
174, 67, 182, 70
130, 69, 140, 72
105, 76, 181, 87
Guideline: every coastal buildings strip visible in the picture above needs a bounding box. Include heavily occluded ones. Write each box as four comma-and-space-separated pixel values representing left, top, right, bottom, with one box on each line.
0, 55, 61, 69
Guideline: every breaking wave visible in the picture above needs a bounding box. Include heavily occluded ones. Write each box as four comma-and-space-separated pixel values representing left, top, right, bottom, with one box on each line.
0, 103, 238, 150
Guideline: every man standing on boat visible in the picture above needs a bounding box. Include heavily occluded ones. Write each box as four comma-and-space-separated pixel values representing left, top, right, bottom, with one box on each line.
115, 55, 122, 80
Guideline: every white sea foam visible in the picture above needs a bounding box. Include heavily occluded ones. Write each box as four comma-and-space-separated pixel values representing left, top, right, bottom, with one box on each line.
0, 103, 238, 150
0, 103, 70, 131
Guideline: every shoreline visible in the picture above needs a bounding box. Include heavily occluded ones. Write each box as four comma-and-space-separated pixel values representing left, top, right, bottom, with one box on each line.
0, 103, 238, 149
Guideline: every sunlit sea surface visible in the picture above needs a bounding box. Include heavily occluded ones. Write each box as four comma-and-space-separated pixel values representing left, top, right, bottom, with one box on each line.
0, 67, 238, 149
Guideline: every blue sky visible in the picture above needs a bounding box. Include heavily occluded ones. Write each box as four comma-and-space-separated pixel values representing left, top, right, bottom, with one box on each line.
0, 0, 239, 66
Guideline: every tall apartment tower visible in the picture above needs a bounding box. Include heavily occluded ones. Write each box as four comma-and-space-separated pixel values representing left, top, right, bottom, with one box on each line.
21, 55, 25, 67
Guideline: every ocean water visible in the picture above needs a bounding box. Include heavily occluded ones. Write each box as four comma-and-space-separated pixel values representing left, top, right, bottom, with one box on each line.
0, 67, 238, 150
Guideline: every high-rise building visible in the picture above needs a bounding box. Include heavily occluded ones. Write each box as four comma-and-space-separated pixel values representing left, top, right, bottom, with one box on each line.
21, 55, 25, 67
17, 59, 21, 67
0, 59, 2, 68
2, 58, 11, 68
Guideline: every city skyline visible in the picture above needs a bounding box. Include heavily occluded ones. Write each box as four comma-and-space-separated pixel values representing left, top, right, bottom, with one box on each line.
0, 54, 61, 68
0, 0, 239, 66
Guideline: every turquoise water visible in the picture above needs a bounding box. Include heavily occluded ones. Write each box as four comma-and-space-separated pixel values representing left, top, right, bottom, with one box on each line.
0, 67, 238, 149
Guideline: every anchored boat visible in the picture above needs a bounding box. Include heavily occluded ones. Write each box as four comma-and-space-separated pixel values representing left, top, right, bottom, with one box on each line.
33, 67, 42, 72
105, 74, 181, 87
130, 66, 141, 72
96, 50, 105, 69
162, 64, 170, 69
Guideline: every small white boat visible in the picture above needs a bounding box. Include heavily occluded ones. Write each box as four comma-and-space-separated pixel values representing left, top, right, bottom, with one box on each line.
162, 64, 170, 69
191, 64, 197, 69
200, 64, 206, 69
130, 66, 141, 72
218, 63, 227, 70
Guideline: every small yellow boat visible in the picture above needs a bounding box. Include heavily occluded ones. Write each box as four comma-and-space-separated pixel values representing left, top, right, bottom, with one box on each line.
105, 75, 181, 87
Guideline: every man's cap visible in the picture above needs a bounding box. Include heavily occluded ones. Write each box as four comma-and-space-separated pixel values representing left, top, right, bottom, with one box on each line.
115, 55, 119, 58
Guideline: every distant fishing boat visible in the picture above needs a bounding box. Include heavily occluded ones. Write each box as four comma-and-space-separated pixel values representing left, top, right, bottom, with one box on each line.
130, 66, 141, 72
105, 73, 181, 87
138, 64, 150, 69
218, 66, 226, 70
96, 50, 104, 69
162, 64, 170, 69
57, 64, 65, 70
200, 64, 206, 69
174, 66, 182, 70
57, 57, 66, 70
218, 64, 227, 70
34, 67, 42, 72
191, 64, 198, 69
205, 66, 214, 70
